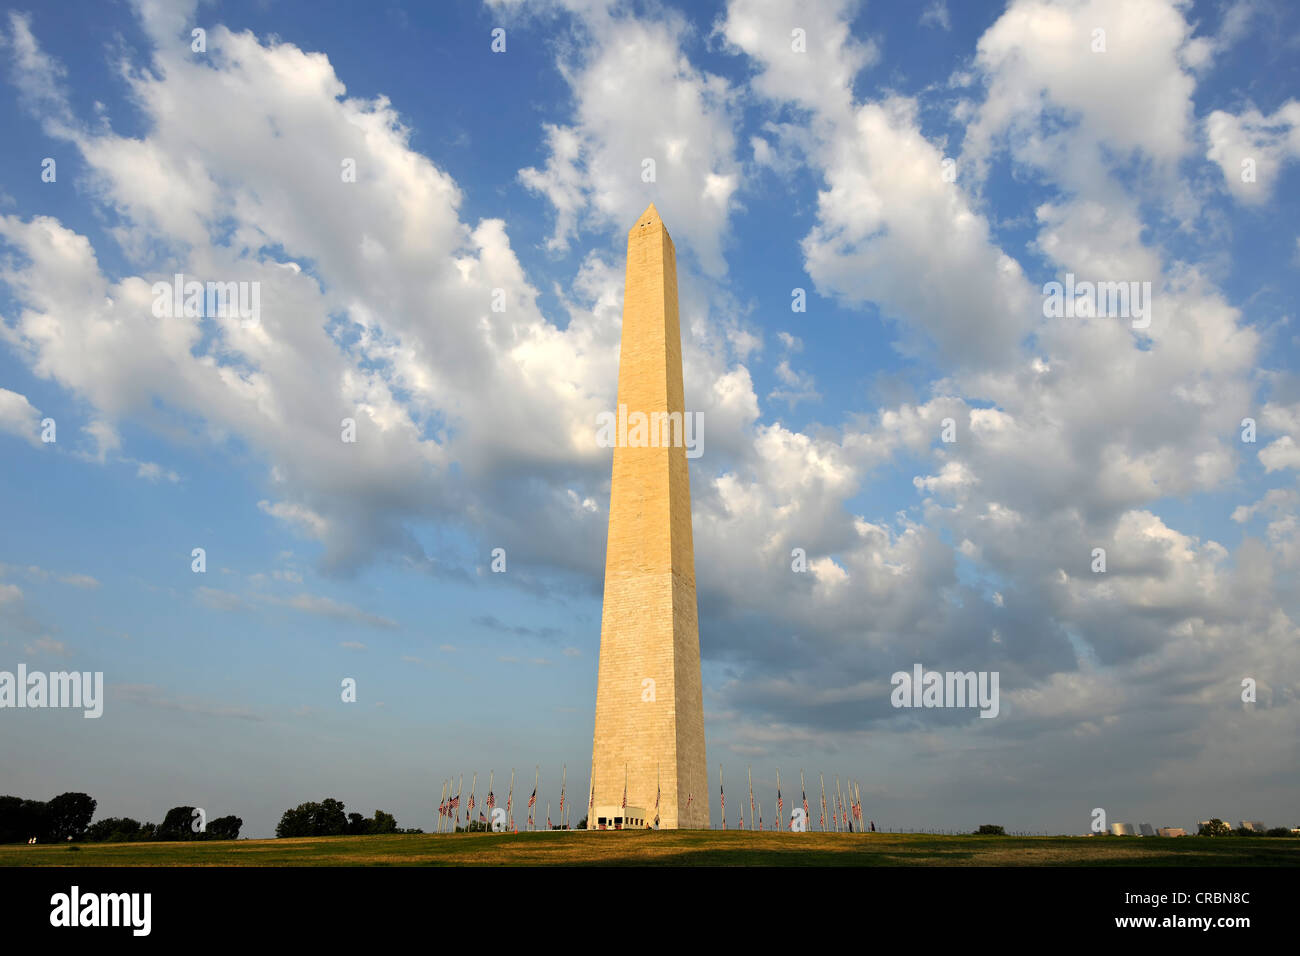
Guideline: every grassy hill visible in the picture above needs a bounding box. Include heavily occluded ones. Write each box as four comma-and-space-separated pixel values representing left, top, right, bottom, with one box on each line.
4, 830, 1298, 866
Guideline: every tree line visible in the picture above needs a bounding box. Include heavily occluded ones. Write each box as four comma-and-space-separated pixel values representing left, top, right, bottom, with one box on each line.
275, 798, 419, 837
0, 793, 242, 843
5, 793, 417, 842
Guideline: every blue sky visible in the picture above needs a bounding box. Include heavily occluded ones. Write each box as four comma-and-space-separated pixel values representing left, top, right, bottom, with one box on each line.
1, 0, 1298, 838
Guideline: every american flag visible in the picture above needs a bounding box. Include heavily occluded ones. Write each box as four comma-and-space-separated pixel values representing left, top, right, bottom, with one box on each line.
720, 781, 725, 830
487, 789, 495, 810
778, 786, 782, 816
547, 813, 551, 829
559, 785, 565, 816
528, 787, 536, 809
468, 793, 475, 812
686, 792, 692, 809
479, 811, 486, 823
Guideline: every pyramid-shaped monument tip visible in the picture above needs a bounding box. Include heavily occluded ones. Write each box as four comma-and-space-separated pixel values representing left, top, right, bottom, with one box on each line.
636, 202, 662, 228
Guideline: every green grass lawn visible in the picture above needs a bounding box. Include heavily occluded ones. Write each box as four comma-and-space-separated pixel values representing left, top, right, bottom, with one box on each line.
4, 831, 1297, 866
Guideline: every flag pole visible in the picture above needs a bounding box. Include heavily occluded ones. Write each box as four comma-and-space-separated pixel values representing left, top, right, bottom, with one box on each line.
560, 763, 567, 830
655, 761, 661, 830
776, 768, 782, 833
468, 772, 477, 831
748, 765, 754, 832
531, 765, 539, 831
819, 773, 827, 832
800, 768, 807, 832
508, 767, 515, 831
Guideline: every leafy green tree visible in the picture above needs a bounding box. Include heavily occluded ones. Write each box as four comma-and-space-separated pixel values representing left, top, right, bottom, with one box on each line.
344, 809, 400, 834
206, 815, 243, 840
20, 799, 51, 842
1266, 827, 1291, 837
976, 824, 1006, 835
47, 792, 97, 841
1198, 819, 1231, 837
85, 817, 143, 842
277, 798, 349, 837
157, 806, 200, 841
277, 802, 318, 838
314, 798, 348, 835
0, 796, 35, 843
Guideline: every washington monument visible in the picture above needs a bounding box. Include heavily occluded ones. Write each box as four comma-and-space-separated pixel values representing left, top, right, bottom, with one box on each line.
588, 204, 709, 830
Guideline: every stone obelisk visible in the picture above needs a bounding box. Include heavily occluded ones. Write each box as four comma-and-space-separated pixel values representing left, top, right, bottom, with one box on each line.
589, 203, 708, 830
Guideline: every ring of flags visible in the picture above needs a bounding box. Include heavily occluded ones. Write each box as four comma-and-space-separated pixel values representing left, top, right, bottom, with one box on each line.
436, 767, 872, 834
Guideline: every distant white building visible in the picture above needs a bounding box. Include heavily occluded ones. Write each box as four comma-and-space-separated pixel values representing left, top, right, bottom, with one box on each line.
1239, 820, 1266, 832
1157, 827, 1187, 837
1110, 822, 1137, 836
